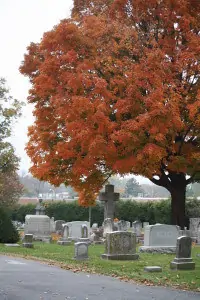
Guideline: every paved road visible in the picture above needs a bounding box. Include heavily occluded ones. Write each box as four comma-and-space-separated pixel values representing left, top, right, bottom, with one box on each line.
0, 255, 199, 300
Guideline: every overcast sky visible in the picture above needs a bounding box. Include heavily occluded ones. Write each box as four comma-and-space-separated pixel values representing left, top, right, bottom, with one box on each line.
1, 0, 73, 173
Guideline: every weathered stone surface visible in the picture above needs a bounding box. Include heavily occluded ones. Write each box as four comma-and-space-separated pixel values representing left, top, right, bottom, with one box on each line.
4, 244, 20, 247
102, 231, 139, 260
114, 220, 129, 231
143, 222, 149, 228
99, 184, 119, 220
55, 220, 65, 233
57, 240, 71, 246
103, 218, 114, 237
74, 242, 88, 260
24, 234, 33, 243
42, 237, 52, 243
81, 224, 88, 238
139, 246, 176, 254
139, 224, 179, 253
132, 221, 142, 236
22, 242, 34, 248
24, 215, 51, 238
189, 218, 200, 239
50, 217, 55, 233
144, 266, 162, 272
170, 236, 195, 270
22, 234, 34, 248
63, 221, 90, 240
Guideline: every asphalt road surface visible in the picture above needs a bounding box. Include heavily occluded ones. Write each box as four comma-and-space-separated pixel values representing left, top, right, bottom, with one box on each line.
0, 255, 199, 300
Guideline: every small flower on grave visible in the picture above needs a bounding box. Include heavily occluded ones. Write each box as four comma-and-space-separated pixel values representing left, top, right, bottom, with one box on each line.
192, 241, 196, 247
114, 218, 119, 222
51, 233, 60, 241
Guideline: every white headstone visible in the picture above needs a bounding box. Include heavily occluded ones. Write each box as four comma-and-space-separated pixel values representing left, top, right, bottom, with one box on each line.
63, 221, 90, 240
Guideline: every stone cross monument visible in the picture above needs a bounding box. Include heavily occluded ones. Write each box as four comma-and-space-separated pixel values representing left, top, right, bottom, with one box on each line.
99, 184, 119, 220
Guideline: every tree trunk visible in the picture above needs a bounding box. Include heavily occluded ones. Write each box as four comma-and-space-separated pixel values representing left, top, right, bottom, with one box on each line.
170, 185, 186, 229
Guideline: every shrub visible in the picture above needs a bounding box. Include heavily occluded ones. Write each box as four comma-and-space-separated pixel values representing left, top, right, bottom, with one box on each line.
9, 198, 200, 226
0, 207, 19, 243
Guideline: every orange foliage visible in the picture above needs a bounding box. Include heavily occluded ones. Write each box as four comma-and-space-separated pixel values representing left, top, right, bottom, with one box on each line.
20, 0, 200, 209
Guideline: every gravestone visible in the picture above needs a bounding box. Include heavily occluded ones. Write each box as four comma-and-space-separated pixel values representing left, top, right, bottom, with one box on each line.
132, 221, 142, 236
139, 224, 179, 253
4, 244, 20, 247
103, 218, 114, 237
74, 242, 89, 260
143, 222, 149, 228
114, 220, 128, 231
99, 184, 120, 220
90, 226, 104, 244
189, 218, 200, 241
170, 236, 195, 270
198, 226, 200, 244
57, 224, 71, 245
81, 224, 88, 238
55, 220, 65, 234
102, 231, 139, 260
35, 198, 45, 215
23, 234, 34, 248
24, 215, 51, 240
92, 223, 98, 229
79, 224, 90, 243
63, 221, 90, 241
144, 266, 162, 272
50, 217, 55, 233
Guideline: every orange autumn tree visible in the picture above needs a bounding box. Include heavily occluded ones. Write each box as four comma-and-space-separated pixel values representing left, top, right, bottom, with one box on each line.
20, 0, 200, 227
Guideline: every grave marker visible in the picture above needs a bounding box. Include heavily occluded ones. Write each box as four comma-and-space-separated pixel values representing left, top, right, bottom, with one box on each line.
99, 184, 119, 220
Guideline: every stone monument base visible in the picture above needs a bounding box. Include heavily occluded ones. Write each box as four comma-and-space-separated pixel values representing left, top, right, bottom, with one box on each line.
57, 239, 71, 246
33, 235, 51, 241
22, 243, 34, 248
101, 253, 139, 260
139, 246, 176, 254
170, 258, 195, 270
78, 238, 91, 244
92, 240, 104, 245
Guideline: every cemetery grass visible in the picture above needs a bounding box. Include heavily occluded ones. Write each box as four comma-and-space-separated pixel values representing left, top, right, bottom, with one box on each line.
0, 243, 200, 292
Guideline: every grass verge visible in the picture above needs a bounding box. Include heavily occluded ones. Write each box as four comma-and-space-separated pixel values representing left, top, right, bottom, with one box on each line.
0, 243, 200, 291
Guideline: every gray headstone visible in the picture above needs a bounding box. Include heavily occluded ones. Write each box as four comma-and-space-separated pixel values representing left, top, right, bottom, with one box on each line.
74, 242, 88, 260
170, 236, 195, 270
189, 218, 200, 240
139, 224, 179, 253
102, 231, 139, 260
132, 221, 142, 236
63, 224, 70, 239
24, 215, 51, 239
55, 220, 66, 232
23, 234, 34, 248
143, 222, 149, 228
24, 234, 33, 243
144, 266, 162, 272
99, 184, 120, 220
103, 218, 114, 237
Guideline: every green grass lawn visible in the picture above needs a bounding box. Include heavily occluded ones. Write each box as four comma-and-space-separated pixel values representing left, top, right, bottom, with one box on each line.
0, 242, 200, 291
